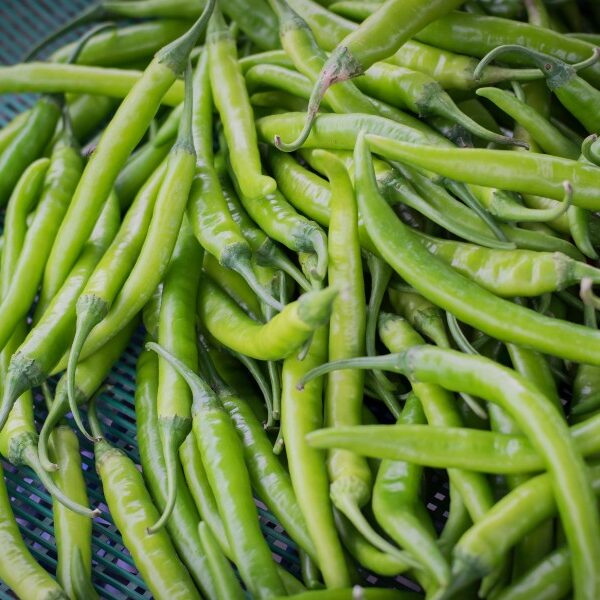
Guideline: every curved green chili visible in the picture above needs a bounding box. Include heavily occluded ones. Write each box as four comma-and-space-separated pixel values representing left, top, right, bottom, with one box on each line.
197, 276, 336, 361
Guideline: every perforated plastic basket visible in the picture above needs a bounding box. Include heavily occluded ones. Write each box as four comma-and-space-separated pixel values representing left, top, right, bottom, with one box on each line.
0, 3, 448, 597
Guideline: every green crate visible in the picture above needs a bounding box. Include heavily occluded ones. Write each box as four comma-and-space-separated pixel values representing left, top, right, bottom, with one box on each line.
0, 2, 447, 597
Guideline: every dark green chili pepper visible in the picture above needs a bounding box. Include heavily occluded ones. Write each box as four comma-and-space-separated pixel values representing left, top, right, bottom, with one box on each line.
50, 20, 191, 66
40, 4, 214, 309
273, 587, 422, 600
150, 223, 203, 533
197, 276, 336, 361
372, 392, 450, 589
0, 95, 62, 206
0, 110, 29, 155
38, 319, 137, 473
147, 342, 286, 598
0, 461, 68, 599
207, 7, 275, 199
88, 400, 201, 600
572, 304, 600, 417
134, 348, 218, 597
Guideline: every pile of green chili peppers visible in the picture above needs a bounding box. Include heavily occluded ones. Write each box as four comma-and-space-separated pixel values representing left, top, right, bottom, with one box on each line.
1, 0, 600, 598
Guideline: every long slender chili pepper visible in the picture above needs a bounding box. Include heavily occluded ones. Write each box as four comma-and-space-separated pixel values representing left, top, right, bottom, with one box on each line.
40, 4, 214, 310
288, 0, 465, 147
45, 389, 98, 600
38, 320, 137, 473
572, 305, 600, 417
273, 588, 422, 600
150, 224, 203, 533
197, 276, 336, 361
0, 95, 61, 206
51, 21, 191, 66
302, 347, 600, 599
88, 400, 202, 600
267, 0, 437, 151
368, 128, 600, 210
282, 322, 351, 587
0, 110, 29, 155
59, 61, 197, 393
134, 348, 218, 597
414, 10, 600, 87
0, 461, 69, 599
475, 45, 600, 133
147, 342, 286, 598
220, 0, 280, 51
356, 131, 600, 365
377, 313, 496, 553
207, 7, 275, 199
316, 150, 413, 563
198, 521, 245, 600
3, 194, 120, 442
0, 63, 184, 106
189, 50, 282, 309
372, 392, 451, 590
198, 339, 317, 560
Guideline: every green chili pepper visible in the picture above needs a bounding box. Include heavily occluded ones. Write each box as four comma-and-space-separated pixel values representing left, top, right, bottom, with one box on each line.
51, 21, 191, 66
415, 10, 600, 88
147, 342, 286, 598
219, 172, 311, 290
377, 313, 495, 538
0, 110, 29, 155
207, 7, 275, 199
46, 392, 98, 600
88, 400, 202, 600
0, 461, 68, 599
150, 223, 203, 533
38, 320, 136, 473
476, 45, 600, 134
303, 345, 600, 598
220, 0, 280, 50
0, 95, 62, 206
197, 276, 336, 361
40, 4, 214, 311
134, 348, 218, 597
291, 0, 465, 145
60, 62, 197, 409
373, 392, 450, 590
3, 193, 119, 443
189, 50, 283, 309
273, 587, 422, 600
281, 315, 351, 587
198, 339, 317, 559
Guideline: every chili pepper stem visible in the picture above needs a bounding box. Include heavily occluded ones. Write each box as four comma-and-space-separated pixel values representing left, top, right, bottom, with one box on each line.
308, 230, 329, 281
431, 94, 528, 148
0, 360, 42, 433
148, 418, 189, 534
274, 47, 361, 153
334, 489, 420, 568
230, 257, 284, 312
267, 252, 311, 292
580, 278, 600, 310
68, 299, 108, 442
16, 438, 100, 518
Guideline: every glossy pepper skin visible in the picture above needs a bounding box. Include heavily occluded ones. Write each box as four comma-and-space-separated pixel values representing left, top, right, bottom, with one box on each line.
89, 403, 202, 600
